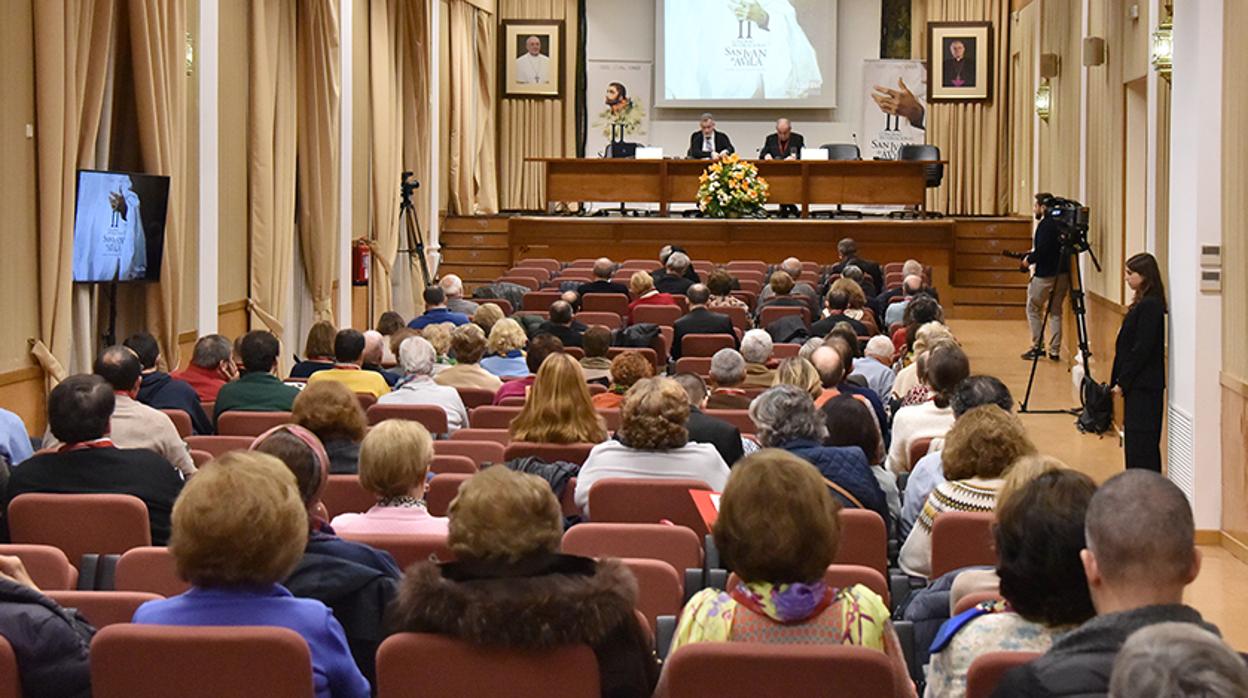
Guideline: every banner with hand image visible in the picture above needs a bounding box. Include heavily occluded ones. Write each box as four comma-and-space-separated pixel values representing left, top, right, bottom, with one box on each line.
861, 59, 928, 160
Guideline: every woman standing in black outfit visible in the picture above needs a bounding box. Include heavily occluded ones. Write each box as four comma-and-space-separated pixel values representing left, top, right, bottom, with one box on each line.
1110, 252, 1167, 472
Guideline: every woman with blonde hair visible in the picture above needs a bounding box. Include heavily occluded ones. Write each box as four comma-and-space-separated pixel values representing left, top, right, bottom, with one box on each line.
418, 322, 456, 373
891, 322, 956, 403
330, 420, 447, 535
480, 318, 529, 378
291, 320, 338, 379
509, 353, 607, 444
292, 381, 369, 474
625, 270, 677, 324
773, 356, 822, 400
472, 302, 505, 334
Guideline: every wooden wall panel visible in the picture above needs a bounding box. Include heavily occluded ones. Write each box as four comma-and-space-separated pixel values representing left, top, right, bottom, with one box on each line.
1223, 379, 1248, 553
1223, 0, 1248, 538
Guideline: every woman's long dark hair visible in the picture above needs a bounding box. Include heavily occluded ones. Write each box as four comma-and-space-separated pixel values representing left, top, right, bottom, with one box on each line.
1126, 252, 1167, 312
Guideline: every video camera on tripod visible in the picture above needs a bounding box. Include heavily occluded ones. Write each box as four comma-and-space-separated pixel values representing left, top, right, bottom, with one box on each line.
1043, 196, 1094, 260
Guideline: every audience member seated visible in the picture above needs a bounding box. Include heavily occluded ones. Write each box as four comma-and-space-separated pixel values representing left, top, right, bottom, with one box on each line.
809, 345, 850, 410
559, 289, 581, 313
774, 356, 823, 400
667, 449, 914, 698
755, 271, 810, 323
0, 554, 93, 697
576, 257, 630, 297
591, 352, 654, 409
408, 287, 470, 329
292, 382, 369, 474
996, 471, 1218, 696
434, 324, 503, 392
758, 257, 819, 312
133, 451, 371, 698
838, 265, 877, 302
671, 284, 736, 361
172, 333, 237, 403
375, 311, 406, 367
471, 302, 504, 335
892, 322, 955, 406
750, 385, 886, 521
329, 420, 448, 535
926, 470, 1098, 696
480, 318, 529, 379
823, 336, 890, 440
537, 300, 586, 348
811, 290, 868, 337
653, 251, 695, 295
831, 238, 885, 294
829, 277, 878, 332
851, 336, 897, 403
652, 244, 700, 283
439, 274, 479, 316
307, 330, 391, 399
705, 269, 750, 321
706, 349, 752, 409
886, 342, 970, 474
492, 334, 564, 405
378, 337, 468, 433
42, 346, 195, 476
671, 373, 745, 467
1109, 622, 1248, 698
579, 326, 614, 384
739, 330, 776, 388
625, 271, 677, 324
576, 377, 730, 515
0, 407, 32, 466
508, 353, 607, 444
291, 320, 339, 379
896, 294, 946, 360
10, 374, 184, 544
824, 393, 896, 516
417, 322, 456, 375
360, 330, 400, 387
125, 332, 212, 435
899, 405, 1035, 578
886, 281, 940, 329
390, 466, 659, 697
214, 330, 302, 421
877, 259, 939, 307
901, 375, 1013, 539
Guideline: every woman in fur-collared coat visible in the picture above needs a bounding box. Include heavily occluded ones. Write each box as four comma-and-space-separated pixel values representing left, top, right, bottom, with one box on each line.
388, 467, 658, 698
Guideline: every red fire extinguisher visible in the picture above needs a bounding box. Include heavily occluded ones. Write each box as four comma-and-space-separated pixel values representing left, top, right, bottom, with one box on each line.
352, 239, 371, 286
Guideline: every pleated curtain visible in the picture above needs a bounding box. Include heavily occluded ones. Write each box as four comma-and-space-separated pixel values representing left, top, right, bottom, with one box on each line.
446, 0, 498, 215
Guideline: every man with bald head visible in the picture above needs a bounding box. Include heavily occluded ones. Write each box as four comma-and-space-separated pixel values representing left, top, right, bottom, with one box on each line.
994, 470, 1218, 697
439, 274, 479, 316
536, 300, 586, 347
760, 118, 805, 161
576, 258, 629, 297
757, 257, 819, 313
672, 284, 736, 360
361, 330, 400, 387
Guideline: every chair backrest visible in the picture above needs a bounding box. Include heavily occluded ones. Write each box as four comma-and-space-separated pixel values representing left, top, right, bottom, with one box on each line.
718, 306, 752, 332
681, 334, 736, 358
355, 392, 378, 412
426, 473, 474, 516
821, 143, 861, 160
479, 298, 513, 315
521, 290, 563, 311
503, 442, 596, 466
897, 144, 944, 188
673, 357, 713, 377
448, 428, 511, 444
632, 304, 683, 326
377, 633, 599, 698
965, 651, 1043, 698
430, 454, 478, 475
115, 546, 188, 597
931, 511, 997, 578
730, 269, 764, 285
8, 494, 151, 568
725, 563, 889, 606
497, 395, 527, 407
759, 305, 810, 329
190, 449, 213, 468
454, 387, 497, 409
46, 591, 163, 628
90, 625, 315, 698
0, 637, 19, 698
662, 643, 895, 697
496, 276, 541, 291
433, 439, 506, 466
596, 409, 622, 431
581, 293, 630, 316
618, 558, 683, 631
832, 509, 889, 577
587, 478, 713, 536
366, 403, 449, 435
517, 258, 560, 273
953, 591, 1003, 617
564, 346, 586, 360
468, 405, 523, 429
907, 436, 934, 470
771, 343, 802, 359
159, 409, 192, 438
336, 532, 455, 569
574, 311, 623, 330
561, 523, 703, 574
0, 544, 77, 590
703, 409, 755, 435
509, 265, 554, 280
322, 475, 376, 519
184, 435, 256, 457
216, 411, 294, 437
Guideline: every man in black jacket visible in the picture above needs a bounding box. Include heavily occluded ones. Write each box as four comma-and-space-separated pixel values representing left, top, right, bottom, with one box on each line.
687, 113, 734, 160
652, 252, 695, 296
536, 300, 586, 348
124, 331, 212, 434
0, 556, 94, 697
1022, 193, 1070, 361
993, 471, 1217, 697
759, 118, 804, 160
811, 290, 868, 338
576, 257, 629, 297
672, 284, 737, 360
671, 373, 744, 467
830, 237, 885, 294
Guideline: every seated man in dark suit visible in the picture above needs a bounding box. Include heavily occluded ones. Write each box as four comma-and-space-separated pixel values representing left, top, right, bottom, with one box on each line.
536, 300, 586, 348
651, 245, 699, 284
830, 237, 885, 294
759, 118, 805, 160
839, 264, 877, 299
811, 290, 869, 338
671, 372, 744, 467
124, 331, 212, 435
706, 349, 752, 410
6, 374, 184, 545
575, 257, 629, 297
653, 251, 695, 296
686, 113, 734, 160
672, 284, 737, 360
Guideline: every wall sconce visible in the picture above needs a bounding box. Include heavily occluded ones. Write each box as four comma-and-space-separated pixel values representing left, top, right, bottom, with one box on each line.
1151, 19, 1173, 79
185, 31, 194, 76
1035, 81, 1052, 121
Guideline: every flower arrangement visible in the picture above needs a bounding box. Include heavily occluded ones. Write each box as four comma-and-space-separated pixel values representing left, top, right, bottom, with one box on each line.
696, 154, 769, 218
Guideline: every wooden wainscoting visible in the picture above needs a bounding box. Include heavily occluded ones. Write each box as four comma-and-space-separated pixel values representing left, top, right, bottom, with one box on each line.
0, 365, 46, 437
1223, 373, 1248, 564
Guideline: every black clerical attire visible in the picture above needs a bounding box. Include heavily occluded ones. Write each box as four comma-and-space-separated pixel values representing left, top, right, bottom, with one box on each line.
687, 131, 735, 159
760, 132, 805, 160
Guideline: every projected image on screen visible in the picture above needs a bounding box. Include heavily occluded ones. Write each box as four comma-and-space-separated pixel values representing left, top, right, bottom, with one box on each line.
72, 170, 169, 283
659, 0, 837, 108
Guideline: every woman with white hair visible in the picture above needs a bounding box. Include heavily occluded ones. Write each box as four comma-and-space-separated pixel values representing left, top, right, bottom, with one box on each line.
377, 336, 468, 433
740, 329, 776, 388
1110, 623, 1248, 698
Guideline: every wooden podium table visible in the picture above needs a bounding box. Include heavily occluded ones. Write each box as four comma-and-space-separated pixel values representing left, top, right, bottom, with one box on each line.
526, 158, 939, 217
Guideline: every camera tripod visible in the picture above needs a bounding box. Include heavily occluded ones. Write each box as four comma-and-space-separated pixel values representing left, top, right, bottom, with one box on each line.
398, 171, 434, 289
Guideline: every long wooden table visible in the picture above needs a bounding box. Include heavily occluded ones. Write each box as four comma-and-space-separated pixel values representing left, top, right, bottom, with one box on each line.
526, 157, 940, 217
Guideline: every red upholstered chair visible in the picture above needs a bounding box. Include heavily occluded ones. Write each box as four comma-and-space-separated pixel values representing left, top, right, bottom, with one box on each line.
336, 532, 455, 569
0, 544, 77, 590
517, 258, 560, 274
725, 260, 767, 274
727, 564, 889, 606
632, 304, 683, 326
190, 449, 213, 468
479, 298, 513, 315
588, 383, 608, 395
90, 625, 315, 698
0, 637, 19, 698
681, 334, 736, 358
431, 454, 478, 475
8, 494, 151, 569
159, 409, 192, 438
503, 442, 596, 466
216, 411, 294, 437
718, 306, 752, 332
907, 436, 935, 471
426, 474, 473, 516
185, 435, 256, 457
508, 266, 554, 281
619, 558, 683, 631
433, 440, 506, 466
521, 290, 563, 311
731, 289, 758, 309
662, 643, 896, 698
730, 269, 764, 285
115, 547, 188, 597
377, 633, 599, 698
966, 652, 1042, 698
496, 276, 541, 291
468, 405, 523, 429
564, 346, 585, 360
703, 409, 755, 435
672, 296, 690, 313
561, 523, 703, 579
953, 591, 1003, 616
497, 395, 527, 407
449, 428, 511, 444
322, 475, 375, 519
596, 409, 621, 431
366, 403, 449, 435
574, 311, 623, 330
587, 478, 713, 536
581, 293, 630, 316
455, 387, 497, 409
772, 343, 801, 359
46, 591, 163, 628
833, 509, 889, 577
931, 512, 997, 578
673, 357, 713, 377
355, 393, 378, 412
758, 305, 810, 328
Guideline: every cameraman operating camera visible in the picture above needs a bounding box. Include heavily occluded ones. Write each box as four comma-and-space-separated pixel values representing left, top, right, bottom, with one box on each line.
1021, 193, 1070, 361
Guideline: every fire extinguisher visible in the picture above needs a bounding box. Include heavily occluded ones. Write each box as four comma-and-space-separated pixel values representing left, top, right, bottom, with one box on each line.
352, 239, 371, 286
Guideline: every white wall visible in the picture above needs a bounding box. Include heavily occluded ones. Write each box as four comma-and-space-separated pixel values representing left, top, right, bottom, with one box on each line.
585, 0, 882, 156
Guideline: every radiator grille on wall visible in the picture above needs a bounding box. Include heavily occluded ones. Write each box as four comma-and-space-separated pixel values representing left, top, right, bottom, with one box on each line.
1167, 403, 1195, 504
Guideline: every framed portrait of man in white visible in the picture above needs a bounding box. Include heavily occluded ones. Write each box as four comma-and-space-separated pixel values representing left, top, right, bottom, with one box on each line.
501, 20, 564, 98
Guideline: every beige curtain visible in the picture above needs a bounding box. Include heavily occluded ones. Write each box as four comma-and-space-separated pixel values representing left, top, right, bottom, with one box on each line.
247, 1, 298, 337
447, 0, 498, 215
367, 0, 404, 315
497, 0, 578, 211
400, 0, 433, 311
911, 0, 1012, 215
297, 0, 342, 324
30, 1, 117, 383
